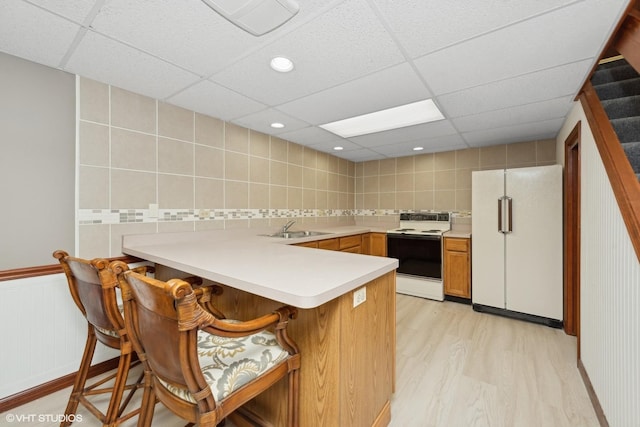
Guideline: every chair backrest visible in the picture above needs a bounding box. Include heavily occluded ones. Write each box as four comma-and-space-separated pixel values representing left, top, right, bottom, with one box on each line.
116, 268, 195, 388
54, 250, 122, 347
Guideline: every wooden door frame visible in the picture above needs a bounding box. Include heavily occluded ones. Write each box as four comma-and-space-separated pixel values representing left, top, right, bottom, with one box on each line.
564, 122, 581, 356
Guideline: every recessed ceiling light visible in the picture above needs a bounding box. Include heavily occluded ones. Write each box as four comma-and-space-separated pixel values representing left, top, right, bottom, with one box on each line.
333, 146, 344, 151
413, 146, 424, 151
319, 99, 445, 138
270, 56, 294, 72
270, 122, 285, 128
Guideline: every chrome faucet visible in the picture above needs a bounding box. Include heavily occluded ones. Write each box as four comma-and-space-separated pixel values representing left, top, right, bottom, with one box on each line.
282, 220, 296, 233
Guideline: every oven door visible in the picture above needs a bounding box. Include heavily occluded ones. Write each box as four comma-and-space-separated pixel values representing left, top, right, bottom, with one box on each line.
387, 233, 442, 280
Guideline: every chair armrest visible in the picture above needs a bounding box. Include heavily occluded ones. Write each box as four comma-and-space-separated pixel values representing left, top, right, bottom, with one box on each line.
201, 305, 298, 337
193, 284, 225, 319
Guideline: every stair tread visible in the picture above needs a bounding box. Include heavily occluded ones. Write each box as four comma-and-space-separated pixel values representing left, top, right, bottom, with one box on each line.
622, 141, 640, 173
601, 95, 640, 119
592, 58, 640, 180
596, 58, 629, 69
611, 116, 640, 143
593, 77, 640, 100
592, 62, 639, 85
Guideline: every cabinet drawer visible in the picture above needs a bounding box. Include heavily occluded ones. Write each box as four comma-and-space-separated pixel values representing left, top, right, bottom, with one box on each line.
444, 237, 469, 252
341, 246, 361, 254
339, 234, 362, 250
318, 238, 340, 250
296, 241, 318, 248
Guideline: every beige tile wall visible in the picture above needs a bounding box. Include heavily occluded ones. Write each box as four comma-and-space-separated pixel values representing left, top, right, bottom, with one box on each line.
355, 140, 557, 212
78, 78, 355, 257
78, 77, 557, 257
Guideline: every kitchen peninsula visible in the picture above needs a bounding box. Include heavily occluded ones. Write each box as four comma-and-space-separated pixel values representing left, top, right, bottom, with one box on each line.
122, 226, 398, 426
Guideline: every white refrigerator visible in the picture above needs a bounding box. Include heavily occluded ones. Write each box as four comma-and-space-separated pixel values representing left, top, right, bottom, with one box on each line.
471, 164, 563, 324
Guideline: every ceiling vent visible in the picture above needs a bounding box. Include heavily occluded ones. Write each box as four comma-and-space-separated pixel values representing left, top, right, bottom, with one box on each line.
201, 0, 300, 36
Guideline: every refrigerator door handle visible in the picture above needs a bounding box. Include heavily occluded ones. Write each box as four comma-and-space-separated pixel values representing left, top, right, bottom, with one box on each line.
498, 196, 510, 233
506, 197, 513, 233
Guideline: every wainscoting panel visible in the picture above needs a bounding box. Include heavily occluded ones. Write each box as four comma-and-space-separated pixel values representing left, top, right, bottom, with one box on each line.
581, 131, 640, 426
0, 273, 118, 399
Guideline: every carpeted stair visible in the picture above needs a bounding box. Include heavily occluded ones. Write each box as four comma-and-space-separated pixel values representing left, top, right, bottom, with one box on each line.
591, 58, 640, 180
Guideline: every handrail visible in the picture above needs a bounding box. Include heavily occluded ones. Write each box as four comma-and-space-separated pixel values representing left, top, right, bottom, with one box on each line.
0, 255, 143, 282
579, 83, 640, 261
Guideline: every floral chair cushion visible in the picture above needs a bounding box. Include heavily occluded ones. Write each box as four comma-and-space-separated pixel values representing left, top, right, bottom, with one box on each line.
158, 327, 289, 403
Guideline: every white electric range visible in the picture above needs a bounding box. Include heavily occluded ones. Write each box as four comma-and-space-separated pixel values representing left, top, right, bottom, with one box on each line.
387, 212, 451, 300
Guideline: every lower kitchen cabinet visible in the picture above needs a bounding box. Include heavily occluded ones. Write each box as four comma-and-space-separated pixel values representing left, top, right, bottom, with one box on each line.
317, 238, 339, 250
443, 237, 471, 299
367, 232, 387, 257
339, 234, 362, 253
296, 232, 386, 256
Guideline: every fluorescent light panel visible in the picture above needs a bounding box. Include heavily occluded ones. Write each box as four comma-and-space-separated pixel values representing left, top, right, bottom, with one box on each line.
319, 99, 444, 138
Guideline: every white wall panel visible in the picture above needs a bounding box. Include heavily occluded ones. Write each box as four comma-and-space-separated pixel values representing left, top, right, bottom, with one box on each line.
560, 101, 640, 426
0, 274, 118, 398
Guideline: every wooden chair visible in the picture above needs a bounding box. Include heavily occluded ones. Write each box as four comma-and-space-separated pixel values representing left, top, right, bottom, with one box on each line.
53, 250, 154, 426
112, 262, 301, 427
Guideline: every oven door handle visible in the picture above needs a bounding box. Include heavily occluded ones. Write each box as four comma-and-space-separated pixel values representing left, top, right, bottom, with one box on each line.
386, 234, 442, 241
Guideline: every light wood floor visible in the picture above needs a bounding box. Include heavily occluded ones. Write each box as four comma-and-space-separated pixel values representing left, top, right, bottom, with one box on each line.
3, 294, 598, 426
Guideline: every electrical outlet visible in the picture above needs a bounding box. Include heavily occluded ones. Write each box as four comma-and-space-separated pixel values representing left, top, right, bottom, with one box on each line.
353, 286, 366, 307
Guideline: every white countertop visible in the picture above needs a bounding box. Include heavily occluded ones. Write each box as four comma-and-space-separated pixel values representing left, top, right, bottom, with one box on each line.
445, 224, 472, 239
122, 226, 398, 309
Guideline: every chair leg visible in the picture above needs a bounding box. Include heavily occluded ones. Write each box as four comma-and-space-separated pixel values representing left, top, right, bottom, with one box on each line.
136, 371, 156, 427
288, 369, 299, 427
103, 350, 133, 426
61, 328, 98, 427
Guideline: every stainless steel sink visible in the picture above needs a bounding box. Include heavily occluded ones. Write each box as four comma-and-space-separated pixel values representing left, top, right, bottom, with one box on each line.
266, 230, 331, 239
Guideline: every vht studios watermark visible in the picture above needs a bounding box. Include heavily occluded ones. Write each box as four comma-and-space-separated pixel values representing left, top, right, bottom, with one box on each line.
5, 413, 83, 423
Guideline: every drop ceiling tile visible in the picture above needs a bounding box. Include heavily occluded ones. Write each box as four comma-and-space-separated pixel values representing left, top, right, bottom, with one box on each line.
277, 126, 346, 146
65, 31, 200, 100
337, 148, 386, 162
463, 118, 564, 147
308, 139, 362, 153
232, 108, 311, 135
437, 59, 592, 119
452, 96, 574, 132
88, 0, 261, 75
371, 134, 469, 158
27, 0, 99, 24
348, 120, 458, 148
371, 0, 576, 58
167, 79, 266, 122
210, 0, 405, 105
414, 2, 617, 95
277, 62, 431, 124
0, 2, 80, 67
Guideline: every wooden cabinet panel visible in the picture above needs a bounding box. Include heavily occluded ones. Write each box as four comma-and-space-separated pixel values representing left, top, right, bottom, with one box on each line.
444, 237, 471, 299
341, 245, 361, 254
361, 232, 371, 255
295, 240, 319, 248
369, 233, 387, 257
318, 238, 340, 250
298, 232, 387, 255
339, 234, 362, 250
444, 237, 469, 252
210, 272, 396, 426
